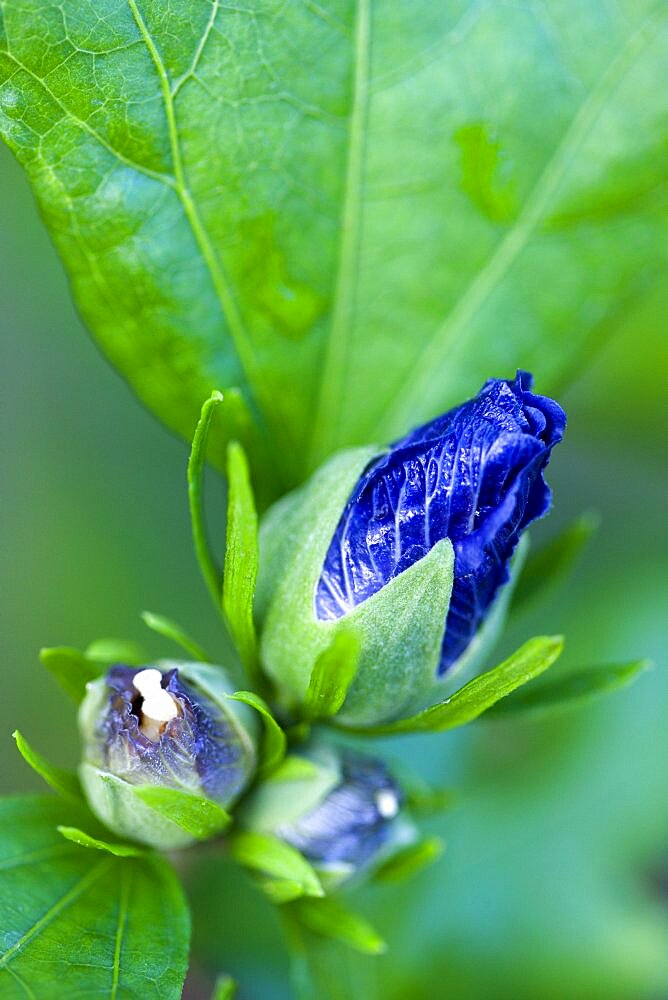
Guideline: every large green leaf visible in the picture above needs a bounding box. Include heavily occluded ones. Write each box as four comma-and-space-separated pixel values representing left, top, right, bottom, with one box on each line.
0, 2, 666, 488
0, 795, 190, 998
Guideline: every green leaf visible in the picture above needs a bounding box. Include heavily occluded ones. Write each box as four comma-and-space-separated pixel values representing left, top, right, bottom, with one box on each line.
485, 659, 651, 719
0, 795, 190, 998
212, 975, 237, 1000
2, 4, 665, 489
303, 630, 361, 721
230, 831, 323, 900
289, 897, 386, 956
373, 837, 444, 883
39, 646, 103, 703
141, 609, 212, 662
57, 826, 146, 858
133, 785, 231, 840
228, 690, 287, 777
12, 730, 81, 803
223, 441, 260, 684
512, 513, 600, 613
188, 391, 225, 610
347, 636, 564, 735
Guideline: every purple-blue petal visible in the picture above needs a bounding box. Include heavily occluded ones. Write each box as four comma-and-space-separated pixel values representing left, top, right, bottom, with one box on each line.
98, 666, 248, 804
315, 371, 565, 674
277, 753, 401, 868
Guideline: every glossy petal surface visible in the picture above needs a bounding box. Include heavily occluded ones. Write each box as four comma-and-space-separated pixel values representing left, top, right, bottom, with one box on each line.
316, 372, 565, 672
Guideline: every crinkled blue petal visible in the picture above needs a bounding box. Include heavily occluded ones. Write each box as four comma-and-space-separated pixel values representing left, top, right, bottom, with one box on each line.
315, 371, 565, 674
277, 753, 401, 868
96, 666, 247, 804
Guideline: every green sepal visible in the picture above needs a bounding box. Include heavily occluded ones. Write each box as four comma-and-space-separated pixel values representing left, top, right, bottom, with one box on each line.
223, 441, 261, 685
79, 767, 229, 851
40, 646, 103, 703
342, 636, 564, 735
133, 786, 231, 839
485, 659, 651, 719
227, 690, 286, 776
239, 748, 341, 834
373, 837, 444, 883
512, 512, 599, 613
13, 730, 82, 803
57, 825, 147, 857
230, 830, 324, 900
141, 610, 212, 663
303, 630, 361, 721
257, 446, 456, 726
288, 896, 386, 955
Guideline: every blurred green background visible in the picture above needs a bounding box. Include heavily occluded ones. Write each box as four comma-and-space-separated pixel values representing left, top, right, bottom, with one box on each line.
1, 137, 667, 999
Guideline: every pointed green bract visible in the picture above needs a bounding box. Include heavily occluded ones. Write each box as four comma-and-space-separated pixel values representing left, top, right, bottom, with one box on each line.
40, 646, 103, 703
223, 441, 260, 685
344, 636, 564, 735
0, 796, 190, 998
13, 730, 82, 803
289, 897, 387, 956
303, 630, 361, 721
230, 831, 324, 900
373, 837, 444, 883
188, 391, 225, 610
228, 691, 287, 776
57, 826, 146, 858
141, 610, 212, 663
133, 785, 231, 840
486, 659, 651, 718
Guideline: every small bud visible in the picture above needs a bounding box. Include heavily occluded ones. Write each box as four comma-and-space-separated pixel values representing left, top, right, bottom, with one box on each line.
79, 660, 257, 849
256, 371, 565, 725
242, 744, 415, 887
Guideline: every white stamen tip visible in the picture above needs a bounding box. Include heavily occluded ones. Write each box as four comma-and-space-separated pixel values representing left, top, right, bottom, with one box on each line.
133, 668, 178, 724
375, 789, 399, 819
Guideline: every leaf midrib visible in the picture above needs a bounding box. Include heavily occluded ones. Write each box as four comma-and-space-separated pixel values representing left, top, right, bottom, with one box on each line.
308, 0, 372, 466
0, 859, 112, 969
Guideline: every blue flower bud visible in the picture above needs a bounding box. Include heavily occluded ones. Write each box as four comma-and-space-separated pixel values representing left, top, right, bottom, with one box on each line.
256, 372, 564, 726
79, 661, 257, 848
242, 744, 414, 887
315, 370, 565, 674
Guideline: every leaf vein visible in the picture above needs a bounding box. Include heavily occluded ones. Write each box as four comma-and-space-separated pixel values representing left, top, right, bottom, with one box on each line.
378, 6, 667, 438
309, 0, 372, 464
110, 865, 132, 999
126, 0, 276, 448
0, 859, 111, 969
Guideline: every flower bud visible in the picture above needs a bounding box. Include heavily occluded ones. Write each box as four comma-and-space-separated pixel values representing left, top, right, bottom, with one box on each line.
79, 660, 257, 849
242, 744, 414, 887
256, 371, 565, 725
